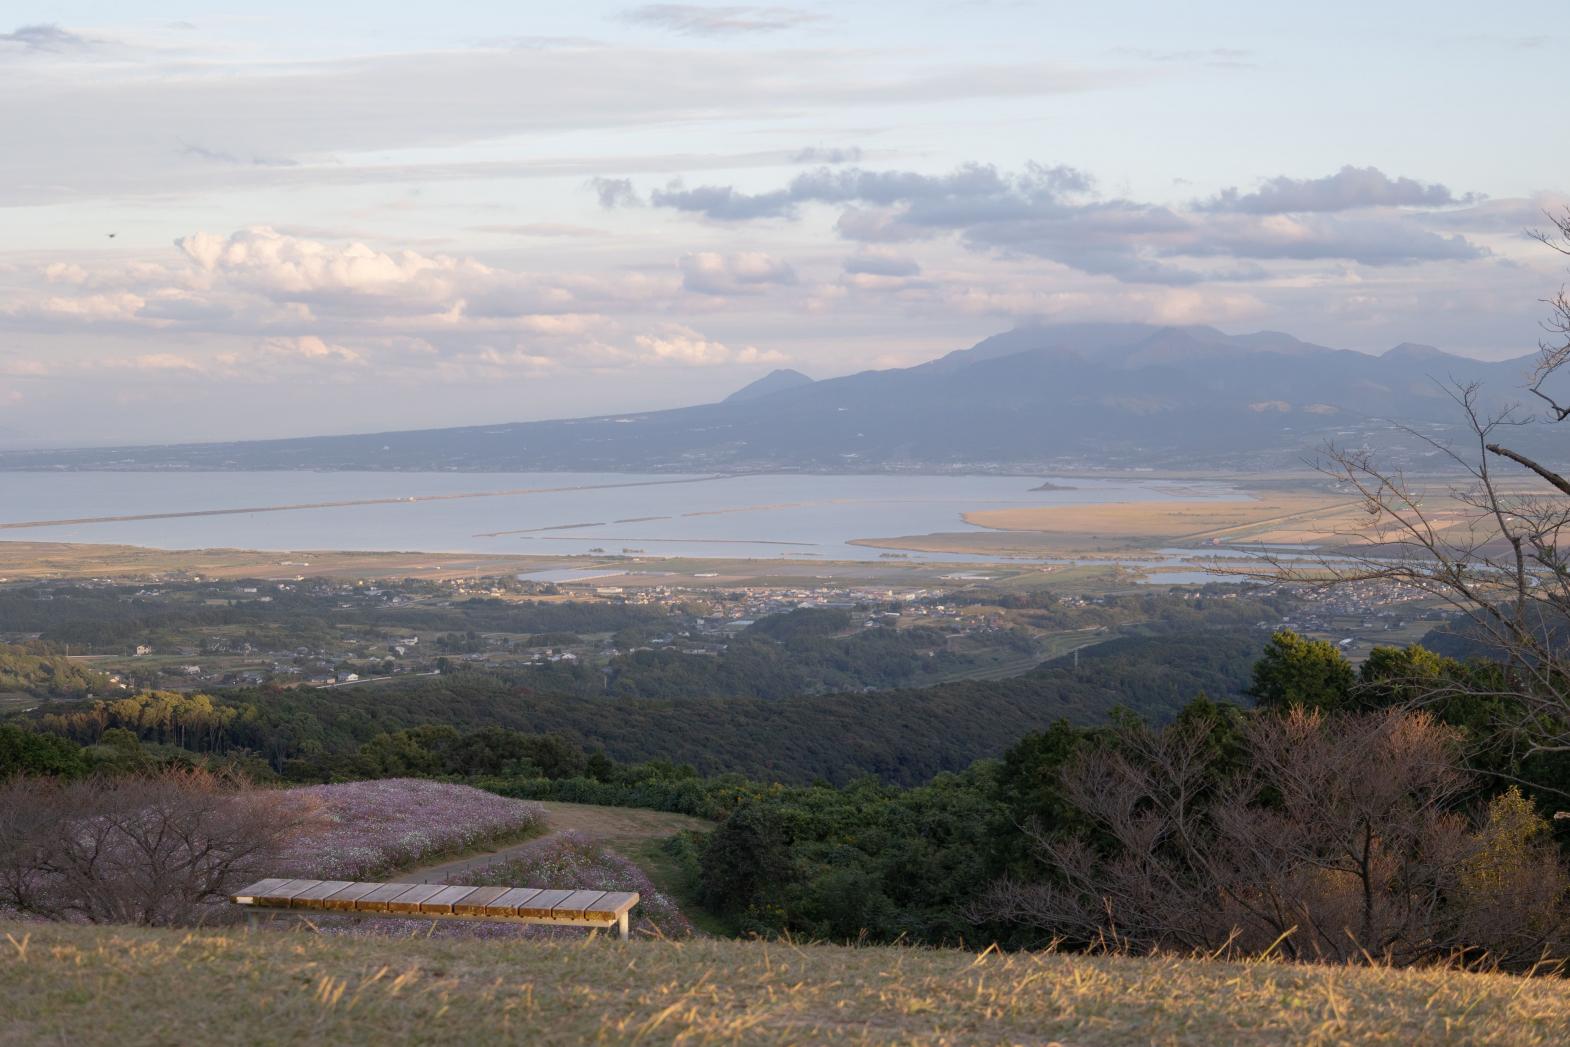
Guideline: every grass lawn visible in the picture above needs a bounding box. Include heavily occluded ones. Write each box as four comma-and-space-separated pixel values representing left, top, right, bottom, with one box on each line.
3, 920, 1569, 1045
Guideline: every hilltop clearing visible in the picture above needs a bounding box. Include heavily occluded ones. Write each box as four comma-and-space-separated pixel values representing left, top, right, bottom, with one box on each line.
399, 800, 716, 934
402, 800, 710, 883
2, 920, 1568, 1046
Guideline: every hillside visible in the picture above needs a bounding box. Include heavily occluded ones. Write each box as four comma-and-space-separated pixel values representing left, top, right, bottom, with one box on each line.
123, 629, 1263, 786
3, 921, 1567, 1045
0, 643, 110, 702
0, 323, 1536, 473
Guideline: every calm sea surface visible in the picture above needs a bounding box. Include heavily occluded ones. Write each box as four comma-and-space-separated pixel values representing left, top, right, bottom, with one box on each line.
0, 471, 1243, 562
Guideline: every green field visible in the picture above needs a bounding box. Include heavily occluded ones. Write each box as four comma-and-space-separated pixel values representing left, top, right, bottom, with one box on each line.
3, 920, 1568, 1045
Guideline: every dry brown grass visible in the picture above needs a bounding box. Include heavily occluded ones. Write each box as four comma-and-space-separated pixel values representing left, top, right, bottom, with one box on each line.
964, 492, 1353, 544
0, 541, 568, 582
3, 920, 1569, 1045
850, 483, 1507, 559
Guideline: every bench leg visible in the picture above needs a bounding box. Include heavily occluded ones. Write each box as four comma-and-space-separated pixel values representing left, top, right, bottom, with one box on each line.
618, 912, 629, 941
246, 911, 258, 931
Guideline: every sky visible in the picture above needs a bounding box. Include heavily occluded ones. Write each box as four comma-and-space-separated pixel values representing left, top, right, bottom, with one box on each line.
1, 2, 1567, 447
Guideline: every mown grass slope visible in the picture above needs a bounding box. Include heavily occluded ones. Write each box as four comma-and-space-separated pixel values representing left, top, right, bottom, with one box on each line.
2, 920, 1569, 1045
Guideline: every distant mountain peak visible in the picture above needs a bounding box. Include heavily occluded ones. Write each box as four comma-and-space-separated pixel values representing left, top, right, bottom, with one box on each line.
723, 368, 813, 403
2, 322, 1539, 473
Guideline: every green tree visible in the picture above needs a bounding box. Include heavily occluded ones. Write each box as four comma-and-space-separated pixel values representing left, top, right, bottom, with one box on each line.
0, 723, 88, 778
1357, 644, 1460, 707
1247, 630, 1354, 712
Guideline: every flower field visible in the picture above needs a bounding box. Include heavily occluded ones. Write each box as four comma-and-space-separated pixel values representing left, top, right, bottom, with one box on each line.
275, 779, 546, 880
468, 831, 693, 938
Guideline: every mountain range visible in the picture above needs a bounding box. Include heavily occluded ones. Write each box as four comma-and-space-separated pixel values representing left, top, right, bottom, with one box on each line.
0, 324, 1541, 473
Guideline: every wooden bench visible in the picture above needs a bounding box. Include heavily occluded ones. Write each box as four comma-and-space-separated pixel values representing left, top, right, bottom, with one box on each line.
232, 878, 640, 940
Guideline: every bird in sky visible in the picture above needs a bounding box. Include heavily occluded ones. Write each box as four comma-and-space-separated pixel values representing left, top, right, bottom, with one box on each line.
106, 233, 116, 239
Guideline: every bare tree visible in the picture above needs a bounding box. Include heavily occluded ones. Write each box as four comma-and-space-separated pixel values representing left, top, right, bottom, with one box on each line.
975, 709, 1569, 968
1279, 209, 1570, 753
0, 769, 313, 926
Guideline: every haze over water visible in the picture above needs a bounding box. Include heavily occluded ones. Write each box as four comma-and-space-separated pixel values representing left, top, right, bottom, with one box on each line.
0, 471, 1239, 561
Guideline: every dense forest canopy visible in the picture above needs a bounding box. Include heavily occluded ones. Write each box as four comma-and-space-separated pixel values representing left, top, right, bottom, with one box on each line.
26, 630, 1265, 784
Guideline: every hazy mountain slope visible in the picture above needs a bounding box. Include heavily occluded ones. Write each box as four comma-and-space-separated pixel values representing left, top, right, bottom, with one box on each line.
0, 324, 1534, 472
722, 368, 814, 402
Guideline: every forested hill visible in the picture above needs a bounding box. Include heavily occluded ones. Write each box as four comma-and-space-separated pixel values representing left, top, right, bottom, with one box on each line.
0, 644, 110, 699
35, 630, 1265, 785
0, 323, 1533, 472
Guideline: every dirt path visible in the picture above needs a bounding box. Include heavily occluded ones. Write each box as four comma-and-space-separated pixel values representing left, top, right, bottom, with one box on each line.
404, 801, 711, 883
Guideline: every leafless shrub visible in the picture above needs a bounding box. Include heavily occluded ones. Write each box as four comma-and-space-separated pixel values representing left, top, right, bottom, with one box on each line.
0, 768, 315, 926
976, 709, 1569, 969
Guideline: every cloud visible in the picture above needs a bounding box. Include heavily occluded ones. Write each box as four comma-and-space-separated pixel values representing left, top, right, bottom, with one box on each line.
1199, 165, 1481, 213
640, 162, 1493, 282
650, 182, 796, 220
790, 146, 862, 164
618, 5, 825, 36
469, 223, 608, 238
843, 250, 921, 277
0, 39, 1114, 205
172, 227, 494, 312
118, 352, 207, 373
680, 251, 798, 294
588, 177, 641, 208
2, 229, 796, 384
648, 162, 1091, 222
178, 140, 298, 168
3, 226, 656, 338
255, 335, 365, 364
0, 24, 92, 53
1177, 212, 1487, 265
632, 323, 786, 365
1418, 192, 1570, 232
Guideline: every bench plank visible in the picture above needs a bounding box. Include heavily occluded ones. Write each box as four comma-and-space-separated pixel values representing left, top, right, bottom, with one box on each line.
452, 885, 511, 915
553, 890, 607, 920
486, 888, 543, 915
518, 889, 574, 918
232, 878, 294, 904
319, 882, 382, 911
386, 884, 446, 913
232, 878, 640, 938
356, 882, 421, 912
420, 885, 480, 914
584, 892, 639, 922
291, 881, 355, 908
257, 879, 323, 905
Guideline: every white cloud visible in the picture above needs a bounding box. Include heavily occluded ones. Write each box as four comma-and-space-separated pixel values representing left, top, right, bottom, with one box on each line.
256, 335, 365, 364
679, 251, 797, 295
632, 323, 785, 365
175, 227, 489, 306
